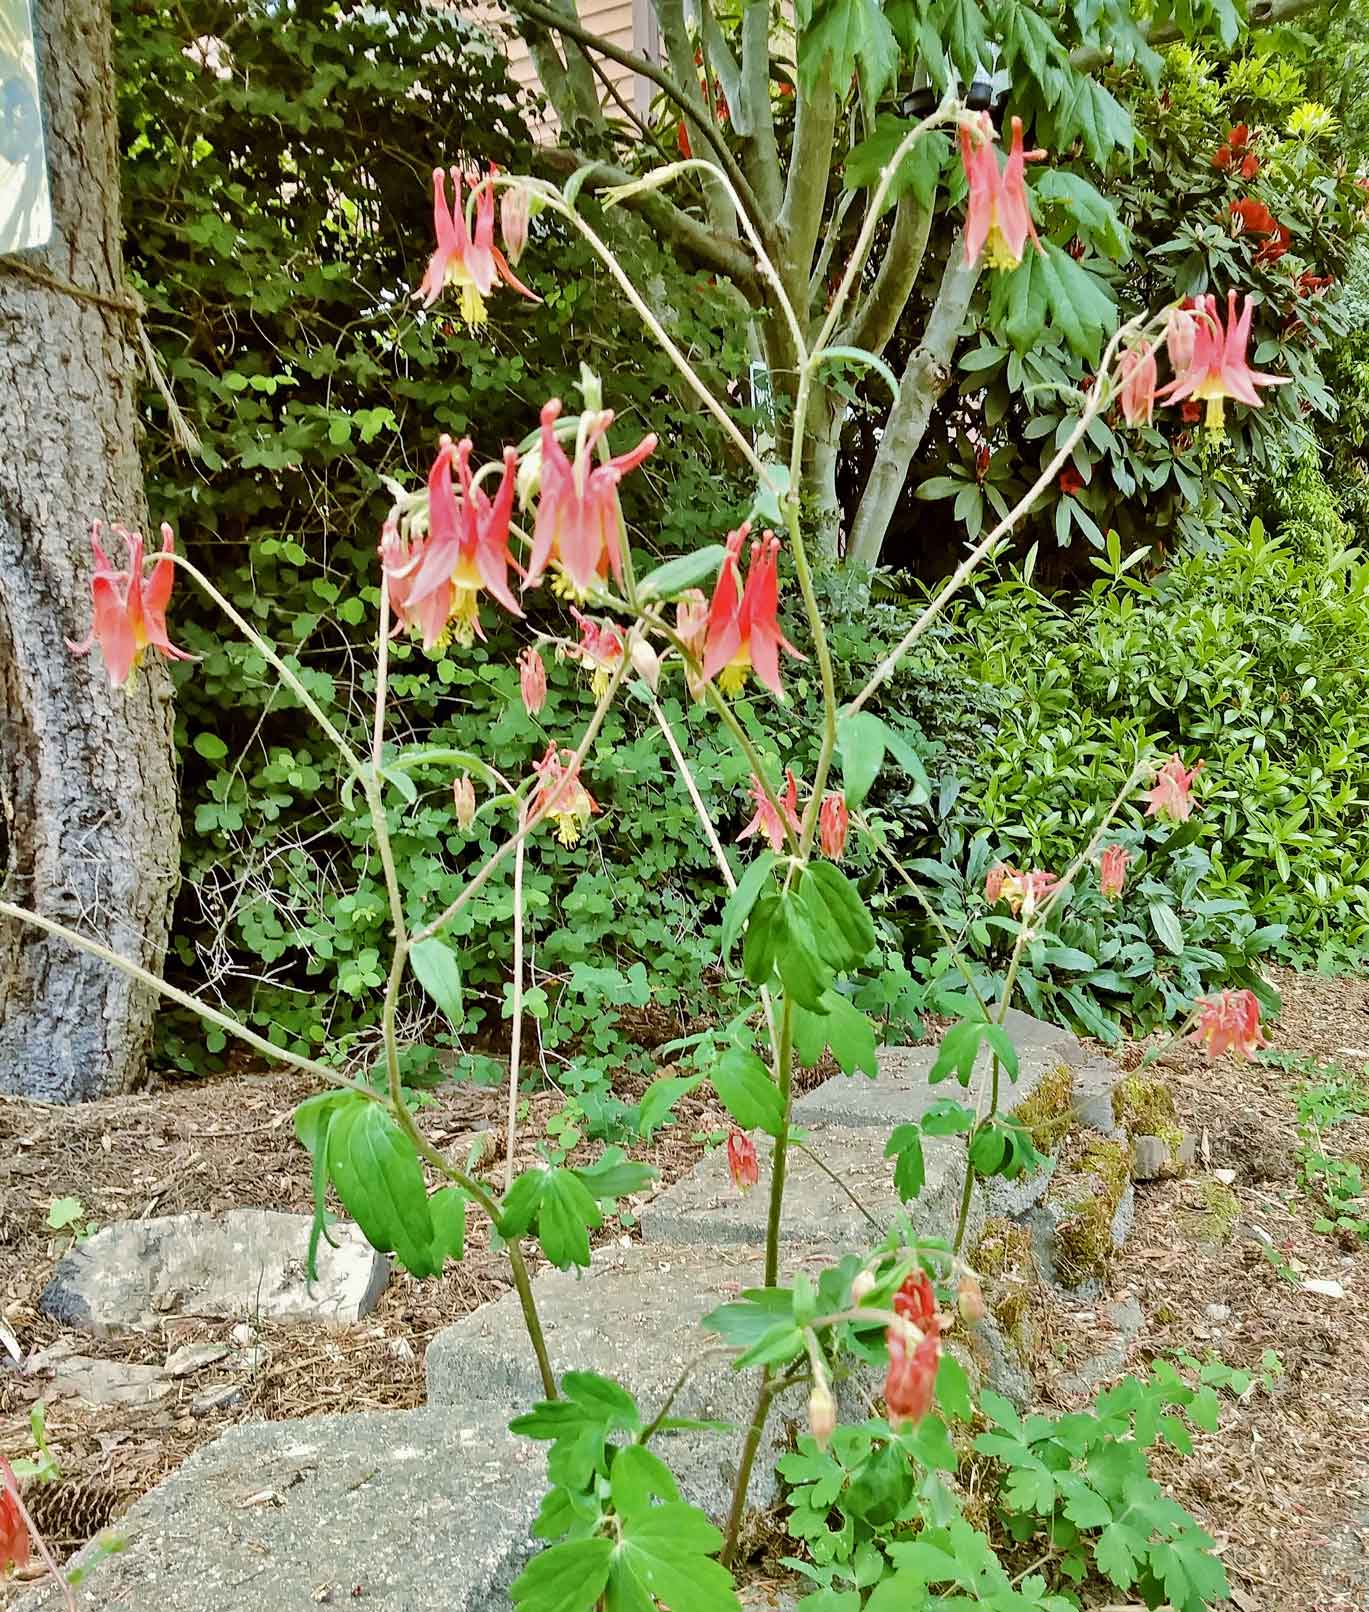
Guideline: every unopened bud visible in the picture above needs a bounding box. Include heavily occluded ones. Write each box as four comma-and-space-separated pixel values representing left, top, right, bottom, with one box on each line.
807, 1382, 837, 1449
850, 1271, 877, 1304
453, 774, 477, 829
629, 637, 661, 692
957, 1272, 987, 1325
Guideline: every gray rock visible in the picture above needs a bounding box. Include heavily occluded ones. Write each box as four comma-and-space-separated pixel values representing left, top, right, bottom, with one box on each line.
1130, 1134, 1170, 1181
639, 1125, 976, 1252
427, 1241, 841, 1520
18, 1405, 545, 1612
39, 1209, 389, 1336
1204, 1303, 1231, 1323
1023, 1181, 1134, 1297
795, 1009, 1083, 1132
1071, 1058, 1123, 1137
49, 1355, 175, 1408
984, 1156, 1057, 1219
165, 1343, 230, 1378
1052, 1296, 1145, 1399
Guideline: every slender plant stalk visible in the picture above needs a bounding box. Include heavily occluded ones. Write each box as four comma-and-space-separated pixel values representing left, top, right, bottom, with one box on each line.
506, 822, 529, 1193
763, 994, 798, 1288
792, 1139, 885, 1233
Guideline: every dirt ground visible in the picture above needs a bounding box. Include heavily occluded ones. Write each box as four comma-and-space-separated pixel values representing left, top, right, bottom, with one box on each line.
2, 967, 1367, 1609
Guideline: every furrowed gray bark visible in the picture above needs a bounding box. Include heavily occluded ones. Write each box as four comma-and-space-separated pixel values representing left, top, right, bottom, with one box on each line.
0, 0, 179, 1100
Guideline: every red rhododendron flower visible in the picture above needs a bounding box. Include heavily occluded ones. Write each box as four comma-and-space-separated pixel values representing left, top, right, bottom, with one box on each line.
1229, 198, 1292, 263
727, 1129, 759, 1192
1157, 291, 1290, 438
893, 1271, 937, 1331
518, 646, 547, 715
884, 1316, 941, 1429
1213, 125, 1259, 179
0, 1483, 28, 1575
565, 609, 625, 696
819, 792, 849, 860
1118, 343, 1158, 428
529, 744, 599, 846
1296, 272, 1334, 297
702, 522, 805, 699
68, 522, 195, 689
396, 436, 522, 650
524, 400, 656, 599
1190, 989, 1269, 1061
414, 167, 538, 326
738, 769, 801, 853
1144, 753, 1203, 823
1057, 466, 1085, 496
960, 113, 1045, 271
1098, 844, 1131, 902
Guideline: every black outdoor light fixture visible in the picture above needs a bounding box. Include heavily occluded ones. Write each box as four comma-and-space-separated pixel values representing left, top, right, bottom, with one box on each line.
899, 47, 1010, 126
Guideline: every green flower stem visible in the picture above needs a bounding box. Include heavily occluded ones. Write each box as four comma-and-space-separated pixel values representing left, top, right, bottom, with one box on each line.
764, 993, 798, 1288
720, 1362, 807, 1568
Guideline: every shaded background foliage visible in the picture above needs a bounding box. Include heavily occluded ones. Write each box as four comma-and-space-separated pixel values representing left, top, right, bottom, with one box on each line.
114, 0, 1369, 1080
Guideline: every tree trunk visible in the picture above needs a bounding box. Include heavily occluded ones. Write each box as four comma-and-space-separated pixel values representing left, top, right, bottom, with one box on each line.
0, 0, 179, 1101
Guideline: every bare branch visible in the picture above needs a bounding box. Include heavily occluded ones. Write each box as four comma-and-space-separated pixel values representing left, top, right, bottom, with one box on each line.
739, 0, 784, 220
846, 240, 981, 569
778, 62, 837, 316
655, 0, 737, 234
844, 196, 933, 356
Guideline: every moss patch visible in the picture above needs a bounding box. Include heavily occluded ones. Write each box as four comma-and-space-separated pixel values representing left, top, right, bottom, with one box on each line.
1049, 1133, 1130, 1287
1113, 1074, 1184, 1153
1009, 1061, 1076, 1153
969, 1217, 1042, 1366
1178, 1178, 1241, 1245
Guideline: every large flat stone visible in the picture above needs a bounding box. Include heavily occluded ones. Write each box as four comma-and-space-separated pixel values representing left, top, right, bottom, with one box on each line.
40, 1210, 388, 1336
638, 1125, 974, 1251
18, 1406, 542, 1612
794, 1009, 1085, 1132
427, 1241, 840, 1521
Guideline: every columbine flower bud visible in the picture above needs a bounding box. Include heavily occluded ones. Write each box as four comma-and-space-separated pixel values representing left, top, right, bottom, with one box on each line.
519, 646, 548, 716
807, 1383, 837, 1449
957, 1272, 987, 1325
500, 183, 531, 265
630, 636, 661, 692
726, 1129, 759, 1193
850, 1271, 877, 1304
818, 792, 849, 860
453, 774, 477, 829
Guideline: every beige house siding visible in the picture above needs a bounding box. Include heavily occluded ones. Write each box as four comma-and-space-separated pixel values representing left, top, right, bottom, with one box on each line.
479, 0, 659, 124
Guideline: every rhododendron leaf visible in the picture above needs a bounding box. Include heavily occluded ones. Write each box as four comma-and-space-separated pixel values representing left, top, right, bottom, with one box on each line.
409, 936, 464, 1026
721, 851, 778, 955
638, 545, 727, 601
1149, 901, 1185, 956
800, 864, 876, 972
326, 1099, 438, 1276
711, 1047, 785, 1136
511, 1537, 614, 1612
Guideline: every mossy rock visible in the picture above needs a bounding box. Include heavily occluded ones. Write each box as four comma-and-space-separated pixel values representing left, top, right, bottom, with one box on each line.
967, 1217, 1048, 1383
1112, 1074, 1183, 1153
1177, 1178, 1241, 1245
1045, 1133, 1132, 1288
1009, 1061, 1076, 1153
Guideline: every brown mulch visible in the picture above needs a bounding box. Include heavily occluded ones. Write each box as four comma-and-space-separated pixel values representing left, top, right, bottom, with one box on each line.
3, 974, 1369, 1608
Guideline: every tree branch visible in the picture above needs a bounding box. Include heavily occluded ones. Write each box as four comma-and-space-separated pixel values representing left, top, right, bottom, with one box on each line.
507, 0, 765, 228
844, 196, 933, 356
846, 240, 981, 569
655, 0, 736, 234
739, 0, 784, 221
1068, 0, 1325, 71
536, 0, 603, 123
778, 62, 837, 318
536, 147, 761, 289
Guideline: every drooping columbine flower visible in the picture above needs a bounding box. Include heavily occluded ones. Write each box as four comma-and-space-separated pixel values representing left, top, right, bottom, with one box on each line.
565, 609, 626, 697
529, 743, 598, 846
960, 113, 1045, 272
452, 774, 477, 829
1098, 844, 1131, 902
0, 1481, 29, 1575
702, 523, 805, 699
738, 770, 801, 853
1117, 343, 1158, 428
990, 866, 1060, 919
819, 792, 849, 861
1190, 989, 1270, 1061
893, 1271, 937, 1331
414, 168, 538, 327
518, 646, 547, 716
884, 1316, 940, 1430
1157, 291, 1290, 439
1144, 754, 1203, 823
808, 1382, 837, 1449
524, 400, 656, 599
727, 1129, 759, 1192
1166, 303, 1199, 374
398, 436, 521, 650
68, 522, 195, 689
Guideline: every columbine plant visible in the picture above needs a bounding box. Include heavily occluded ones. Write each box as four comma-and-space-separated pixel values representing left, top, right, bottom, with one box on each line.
1, 122, 1280, 1610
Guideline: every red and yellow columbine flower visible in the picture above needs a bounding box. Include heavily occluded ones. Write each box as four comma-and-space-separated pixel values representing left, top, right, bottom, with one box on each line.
1144, 754, 1203, 823
1190, 989, 1269, 1061
565, 609, 625, 697
727, 1129, 759, 1192
500, 183, 532, 266
675, 587, 710, 701
68, 522, 195, 688
415, 167, 538, 327
702, 523, 805, 699
1117, 343, 1157, 428
987, 864, 1059, 918
0, 1479, 29, 1576
391, 436, 522, 651
819, 792, 849, 861
960, 113, 1045, 272
1157, 291, 1290, 439
518, 646, 547, 715
529, 743, 598, 846
1098, 844, 1131, 902
738, 770, 800, 853
884, 1314, 940, 1430
524, 400, 656, 599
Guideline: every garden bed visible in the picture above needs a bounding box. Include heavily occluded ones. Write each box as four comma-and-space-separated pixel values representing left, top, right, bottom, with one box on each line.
2, 967, 1366, 1609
